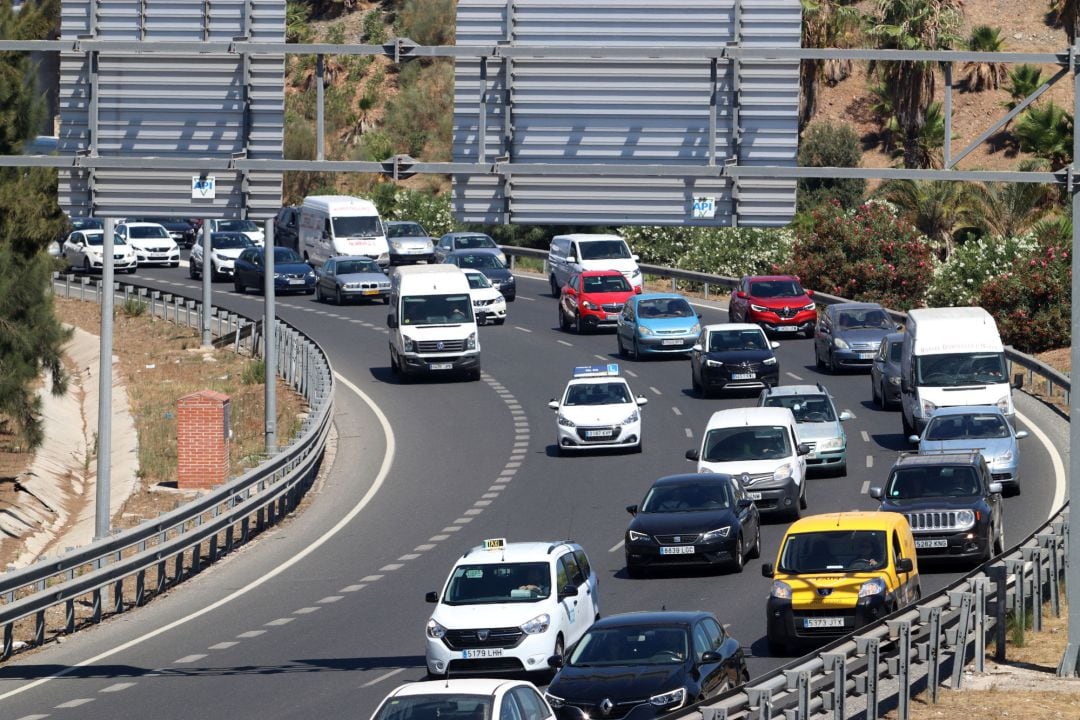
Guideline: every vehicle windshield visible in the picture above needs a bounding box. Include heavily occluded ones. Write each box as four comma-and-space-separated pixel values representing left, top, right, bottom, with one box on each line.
466, 272, 493, 289
568, 626, 688, 667
640, 481, 734, 513
763, 394, 836, 423
579, 240, 631, 260
564, 382, 631, 406
915, 352, 1007, 386
702, 426, 791, 462
81, 232, 127, 246
371, 694, 493, 720
454, 254, 505, 270
581, 274, 630, 293
749, 279, 804, 298
387, 223, 426, 238
209, 234, 253, 249
71, 217, 103, 231
885, 465, 981, 498
217, 219, 258, 233
707, 329, 768, 352
332, 215, 382, 237
401, 294, 474, 325
454, 235, 497, 250
925, 413, 1010, 441
779, 530, 887, 573
888, 341, 902, 362
128, 225, 170, 239
336, 258, 380, 275
442, 562, 551, 604
637, 297, 693, 318
273, 247, 304, 263
837, 308, 892, 330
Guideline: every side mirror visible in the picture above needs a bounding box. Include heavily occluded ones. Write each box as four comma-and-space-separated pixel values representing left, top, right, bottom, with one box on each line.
770, 341, 780, 349
636, 396, 648, 406
989, 481, 1004, 495
797, 442, 811, 456
558, 584, 579, 599
685, 448, 700, 462
896, 323, 904, 331
806, 289, 815, 297
697, 313, 703, 320
736, 290, 747, 299
839, 411, 854, 421
631, 254, 640, 262
626, 504, 638, 516
907, 434, 920, 444
425, 591, 438, 603
736, 498, 753, 509
1012, 373, 1024, 390
699, 650, 722, 664
1015, 430, 1029, 440
761, 563, 774, 578
691, 344, 702, 352
548, 399, 560, 410
387, 314, 398, 329
548, 654, 565, 670
897, 557, 914, 574
869, 486, 883, 499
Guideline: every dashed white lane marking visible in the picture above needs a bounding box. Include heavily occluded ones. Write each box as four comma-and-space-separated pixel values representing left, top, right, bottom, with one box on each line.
594, 354, 609, 362
481, 493, 499, 500
464, 508, 484, 516
685, 428, 693, 438
625, 369, 638, 378
399, 552, 422, 560
265, 618, 293, 627
649, 386, 662, 396
360, 574, 384, 582
454, 516, 475, 524
208, 642, 238, 650
415, 543, 438, 550
861, 481, 871, 494
237, 630, 266, 638
362, 668, 406, 688
378, 563, 404, 571
489, 485, 506, 492
341, 584, 367, 592
515, 434, 529, 441
609, 540, 625, 553
294, 607, 321, 615
861, 430, 870, 443
55, 699, 93, 709
319, 595, 344, 604
100, 683, 136, 693
474, 500, 493, 507
786, 372, 803, 381
429, 534, 450, 542
174, 654, 208, 663
442, 526, 462, 533
16, 714, 50, 719
557, 340, 573, 347
518, 296, 535, 301
866, 455, 874, 468
672, 407, 682, 416
514, 326, 533, 333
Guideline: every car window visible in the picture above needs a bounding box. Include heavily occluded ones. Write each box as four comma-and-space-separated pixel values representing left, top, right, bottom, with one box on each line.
583, 274, 630, 293
210, 234, 253, 249
702, 426, 792, 462
457, 235, 497, 250
510, 687, 550, 720
889, 341, 902, 362
466, 272, 492, 289
637, 297, 693, 318
892, 531, 903, 563
763, 394, 836, 423
779, 530, 887, 573
559, 553, 585, 587
702, 617, 724, 649
129, 225, 170, 239
573, 549, 591, 581
708, 329, 767, 352
443, 562, 551, 604
458, 253, 503, 269
578, 240, 630, 260
749, 280, 802, 298
555, 557, 569, 591
371, 694, 493, 720
886, 465, 980, 498
500, 694, 523, 720
641, 482, 733, 513
568, 627, 688, 666
692, 623, 711, 662
564, 382, 630, 406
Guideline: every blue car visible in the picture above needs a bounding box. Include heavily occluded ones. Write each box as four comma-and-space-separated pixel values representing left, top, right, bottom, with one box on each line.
911, 405, 1028, 495
615, 293, 701, 358
233, 246, 315, 295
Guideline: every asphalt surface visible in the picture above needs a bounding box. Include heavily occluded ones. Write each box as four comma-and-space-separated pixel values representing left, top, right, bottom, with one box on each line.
0, 263, 1065, 720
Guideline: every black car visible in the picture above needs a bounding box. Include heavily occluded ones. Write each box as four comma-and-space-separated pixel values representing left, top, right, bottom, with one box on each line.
690, 324, 781, 397
273, 206, 301, 252
545, 611, 748, 720
127, 217, 198, 248
233, 246, 315, 295
444, 250, 516, 301
870, 450, 1005, 565
624, 474, 760, 577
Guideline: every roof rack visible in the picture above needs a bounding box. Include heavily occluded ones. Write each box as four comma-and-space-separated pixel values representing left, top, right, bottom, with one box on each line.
547, 539, 575, 554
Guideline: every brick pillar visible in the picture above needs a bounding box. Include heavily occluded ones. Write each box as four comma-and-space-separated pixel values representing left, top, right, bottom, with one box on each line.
177, 390, 231, 490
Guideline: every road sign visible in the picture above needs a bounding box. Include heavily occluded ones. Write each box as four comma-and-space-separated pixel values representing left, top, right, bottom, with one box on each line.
192, 176, 216, 200
692, 197, 717, 219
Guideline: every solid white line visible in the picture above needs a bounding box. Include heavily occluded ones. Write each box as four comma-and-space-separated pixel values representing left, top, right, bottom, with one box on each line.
861, 431, 870, 443
361, 668, 406, 688
861, 481, 871, 494
100, 682, 136, 693
208, 642, 238, 650
786, 372, 803, 381
514, 326, 533, 333
0, 371, 398, 704
866, 455, 874, 468
174, 654, 207, 663
609, 540, 625, 553
1015, 408, 1066, 518
557, 340, 573, 347
650, 386, 662, 396
672, 407, 682, 416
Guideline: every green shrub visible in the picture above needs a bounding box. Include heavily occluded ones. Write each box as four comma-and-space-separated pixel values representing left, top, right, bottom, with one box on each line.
926, 233, 1039, 307
383, 188, 458, 236
242, 359, 266, 386
978, 240, 1070, 352
395, 0, 455, 45
381, 61, 453, 160
619, 226, 795, 278
285, 2, 313, 44
325, 22, 346, 45
363, 9, 387, 44
122, 297, 148, 317
797, 121, 867, 212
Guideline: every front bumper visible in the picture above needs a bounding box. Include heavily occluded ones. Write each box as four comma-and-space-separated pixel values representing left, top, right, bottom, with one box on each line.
700, 364, 780, 392
749, 310, 816, 335
556, 420, 641, 451
579, 309, 622, 330
273, 277, 315, 293
425, 628, 555, 676
625, 536, 737, 569
805, 448, 846, 472
637, 333, 697, 354
400, 351, 481, 377
553, 698, 668, 720
475, 305, 507, 325
766, 594, 891, 648
135, 251, 180, 265
340, 287, 390, 302
495, 279, 516, 300
742, 476, 800, 514
87, 256, 137, 271
912, 530, 992, 560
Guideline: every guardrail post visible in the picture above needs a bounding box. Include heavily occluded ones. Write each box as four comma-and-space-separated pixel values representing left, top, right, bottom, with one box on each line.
747, 688, 773, 720
926, 606, 942, 702
856, 636, 880, 718
821, 654, 846, 719
1008, 558, 1027, 643
33, 609, 45, 646
784, 669, 810, 720
91, 587, 102, 624
113, 577, 124, 614
2, 622, 12, 659
65, 598, 75, 634
951, 592, 974, 688
893, 621, 911, 720
1024, 547, 1045, 631
209, 507, 220, 561
990, 564, 1008, 661
974, 579, 988, 673
1041, 533, 1062, 617
702, 707, 727, 720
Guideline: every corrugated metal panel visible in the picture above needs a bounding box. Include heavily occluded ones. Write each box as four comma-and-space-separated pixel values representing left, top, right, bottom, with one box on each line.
58, 0, 283, 219
453, 0, 799, 226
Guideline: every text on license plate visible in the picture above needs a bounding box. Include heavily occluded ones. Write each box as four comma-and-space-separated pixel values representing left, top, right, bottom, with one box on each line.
858, 352, 875, 359
288, 278, 305, 285
606, 314, 620, 321
362, 289, 379, 295
429, 363, 454, 371
463, 648, 503, 659
731, 373, 755, 380
585, 430, 614, 438
747, 492, 762, 500
804, 617, 845, 628
915, 539, 949, 549
661, 339, 683, 346
775, 325, 798, 332
660, 546, 695, 555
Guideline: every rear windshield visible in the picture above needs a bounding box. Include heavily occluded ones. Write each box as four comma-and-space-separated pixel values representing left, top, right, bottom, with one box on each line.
217, 219, 258, 233
701, 426, 791, 462
209, 234, 253, 249
779, 530, 887, 573
371, 694, 492, 720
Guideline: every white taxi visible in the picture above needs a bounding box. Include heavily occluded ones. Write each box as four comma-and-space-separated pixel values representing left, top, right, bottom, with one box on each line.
463, 268, 507, 325
424, 538, 600, 678
548, 365, 647, 454
369, 679, 555, 720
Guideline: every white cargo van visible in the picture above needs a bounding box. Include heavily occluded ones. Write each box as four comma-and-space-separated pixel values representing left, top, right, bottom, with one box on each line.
387, 265, 481, 381
299, 195, 389, 268
900, 307, 1015, 436
547, 233, 643, 296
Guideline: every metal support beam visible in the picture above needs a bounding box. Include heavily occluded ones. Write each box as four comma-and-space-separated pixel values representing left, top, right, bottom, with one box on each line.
264, 219, 277, 455
708, 56, 718, 167
316, 54, 325, 162
478, 56, 488, 164
943, 63, 952, 169
94, 218, 115, 541
201, 220, 212, 347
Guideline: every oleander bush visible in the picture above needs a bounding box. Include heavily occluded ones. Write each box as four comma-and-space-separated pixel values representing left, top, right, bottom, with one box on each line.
619, 226, 795, 278
376, 186, 457, 237
925, 232, 1040, 307
978, 239, 1071, 353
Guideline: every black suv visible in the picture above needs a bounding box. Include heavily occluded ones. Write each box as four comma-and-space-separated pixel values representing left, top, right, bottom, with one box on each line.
870, 451, 1004, 565
273, 206, 301, 252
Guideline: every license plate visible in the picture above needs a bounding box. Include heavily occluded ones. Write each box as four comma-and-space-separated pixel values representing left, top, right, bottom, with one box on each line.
584, 430, 613, 438
606, 313, 620, 321
858, 352, 875, 359
661, 339, 683, 346
775, 326, 798, 332
804, 617, 845, 629
429, 363, 453, 371
288, 278, 305, 285
731, 372, 755, 380
660, 546, 695, 555
915, 538, 949, 549
362, 289, 378, 295
747, 492, 762, 500
462, 648, 504, 659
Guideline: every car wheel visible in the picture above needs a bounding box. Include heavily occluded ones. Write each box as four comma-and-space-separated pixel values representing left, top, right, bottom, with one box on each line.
315, 284, 323, 302
575, 313, 586, 334
617, 333, 627, 357
827, 350, 838, 374
83, 257, 92, 274
335, 287, 344, 305
558, 305, 571, 331
767, 636, 789, 657
550, 275, 560, 298
632, 338, 641, 361
467, 368, 482, 382
872, 378, 882, 407
748, 527, 761, 559
552, 635, 565, 665
836, 461, 847, 477
188, 260, 197, 279
901, 411, 915, 437
383, 295, 390, 305
800, 489, 807, 510
994, 526, 1005, 556
728, 535, 745, 573
815, 347, 825, 371
234, 276, 244, 293
691, 370, 702, 395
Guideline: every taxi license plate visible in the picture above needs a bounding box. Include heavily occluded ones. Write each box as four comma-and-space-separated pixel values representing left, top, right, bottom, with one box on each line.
732, 372, 755, 380
463, 648, 503, 659
585, 430, 613, 438
362, 289, 378, 295
429, 363, 453, 371
661, 339, 683, 346
747, 492, 762, 500
660, 546, 695, 555
288, 278, 305, 285
915, 538, 949, 549
775, 326, 798, 332
804, 617, 845, 629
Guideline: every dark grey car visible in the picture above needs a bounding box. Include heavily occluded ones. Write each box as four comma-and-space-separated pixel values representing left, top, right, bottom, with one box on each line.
870, 332, 904, 409
443, 250, 516, 300
314, 255, 390, 304
814, 302, 899, 373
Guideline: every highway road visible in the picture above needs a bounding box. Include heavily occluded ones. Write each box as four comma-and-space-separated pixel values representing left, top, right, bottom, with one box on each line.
0, 263, 1067, 720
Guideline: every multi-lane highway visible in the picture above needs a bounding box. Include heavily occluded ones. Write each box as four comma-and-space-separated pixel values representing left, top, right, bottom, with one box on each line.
0, 263, 1066, 720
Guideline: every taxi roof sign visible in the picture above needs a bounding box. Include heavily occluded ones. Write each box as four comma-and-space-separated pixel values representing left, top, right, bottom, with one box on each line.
573, 364, 620, 378
482, 538, 507, 551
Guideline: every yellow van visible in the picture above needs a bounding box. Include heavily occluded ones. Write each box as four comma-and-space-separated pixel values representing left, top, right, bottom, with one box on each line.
760, 511, 920, 654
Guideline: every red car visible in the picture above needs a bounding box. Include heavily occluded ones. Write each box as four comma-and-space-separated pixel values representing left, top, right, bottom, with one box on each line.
728, 274, 816, 337
558, 270, 640, 333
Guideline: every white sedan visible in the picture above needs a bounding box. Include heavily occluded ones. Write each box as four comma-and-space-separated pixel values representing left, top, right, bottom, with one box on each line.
548, 365, 647, 454
63, 229, 137, 274
188, 232, 256, 280
463, 268, 507, 325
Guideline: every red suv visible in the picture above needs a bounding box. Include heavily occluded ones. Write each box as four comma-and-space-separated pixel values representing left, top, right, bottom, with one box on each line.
728, 274, 816, 337
558, 270, 639, 333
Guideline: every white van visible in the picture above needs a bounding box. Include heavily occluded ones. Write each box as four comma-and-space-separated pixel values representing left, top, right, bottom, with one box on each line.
299, 195, 389, 268
900, 307, 1015, 436
547, 233, 643, 297
387, 265, 481, 381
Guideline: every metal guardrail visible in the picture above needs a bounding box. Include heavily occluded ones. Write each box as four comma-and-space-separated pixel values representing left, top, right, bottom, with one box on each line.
0, 274, 334, 659
502, 245, 1073, 720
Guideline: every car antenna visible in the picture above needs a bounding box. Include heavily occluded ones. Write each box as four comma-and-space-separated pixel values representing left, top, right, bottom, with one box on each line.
661, 604, 666, 611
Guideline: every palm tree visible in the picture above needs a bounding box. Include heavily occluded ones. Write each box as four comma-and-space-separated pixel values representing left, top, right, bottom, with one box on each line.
800, 0, 864, 127
1049, 0, 1080, 44
868, 0, 963, 169
903, 101, 953, 169
285, 1, 312, 43
962, 26, 1006, 91
1001, 64, 1046, 113
1014, 101, 1074, 169
968, 159, 1059, 239
1032, 214, 1072, 245
876, 179, 979, 259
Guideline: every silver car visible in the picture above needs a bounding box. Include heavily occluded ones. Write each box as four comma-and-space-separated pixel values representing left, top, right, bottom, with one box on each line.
758, 384, 853, 476
314, 255, 390, 305
870, 332, 904, 409
385, 221, 435, 265
910, 405, 1027, 495
814, 302, 900, 373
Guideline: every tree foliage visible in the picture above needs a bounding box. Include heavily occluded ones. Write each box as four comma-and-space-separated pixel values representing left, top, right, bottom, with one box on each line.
1014, 101, 1074, 169
962, 26, 1006, 91
797, 121, 867, 212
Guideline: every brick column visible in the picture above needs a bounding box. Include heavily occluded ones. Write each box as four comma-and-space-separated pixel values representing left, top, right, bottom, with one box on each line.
177, 390, 231, 490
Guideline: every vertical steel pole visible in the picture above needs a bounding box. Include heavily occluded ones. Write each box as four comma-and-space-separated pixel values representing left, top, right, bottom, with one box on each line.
201, 220, 212, 347
94, 218, 115, 540
943, 63, 953, 169
264, 219, 277, 454
316, 54, 325, 162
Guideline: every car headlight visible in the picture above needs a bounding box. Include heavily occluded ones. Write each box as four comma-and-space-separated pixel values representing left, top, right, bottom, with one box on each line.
955, 509, 976, 530
996, 449, 1014, 464
582, 300, 599, 311
426, 618, 447, 638
391, 240, 403, 250
689, 323, 701, 335
402, 336, 415, 353
889, 376, 902, 386
213, 253, 229, 262
497, 251, 507, 265
544, 693, 566, 709
701, 526, 731, 542
621, 410, 640, 424
466, 332, 477, 350
995, 395, 1010, 413
818, 436, 844, 452
649, 688, 686, 709
521, 613, 551, 635
920, 398, 937, 418
803, 302, 816, 311
638, 325, 654, 337
833, 337, 850, 349
750, 303, 768, 313
557, 414, 576, 428
763, 356, 777, 365
627, 530, 650, 543
630, 269, 641, 279
770, 580, 792, 600
773, 462, 795, 483
706, 359, 722, 368
858, 578, 887, 598
307, 271, 315, 278
273, 272, 284, 279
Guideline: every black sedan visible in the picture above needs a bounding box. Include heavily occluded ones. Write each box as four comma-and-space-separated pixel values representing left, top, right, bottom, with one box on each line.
443, 250, 516, 300
625, 474, 760, 576
233, 246, 315, 295
545, 611, 748, 720
690, 323, 780, 397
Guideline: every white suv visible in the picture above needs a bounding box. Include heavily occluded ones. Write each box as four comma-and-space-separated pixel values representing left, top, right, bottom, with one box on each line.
424, 539, 600, 677
685, 407, 810, 519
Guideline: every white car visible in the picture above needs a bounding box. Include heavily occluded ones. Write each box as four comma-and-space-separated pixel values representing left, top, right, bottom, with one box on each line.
463, 268, 507, 325
548, 365, 647, 454
424, 538, 600, 678
685, 406, 810, 519
116, 222, 180, 267
62, 229, 137, 274
369, 679, 556, 720
207, 218, 265, 245
188, 231, 256, 280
